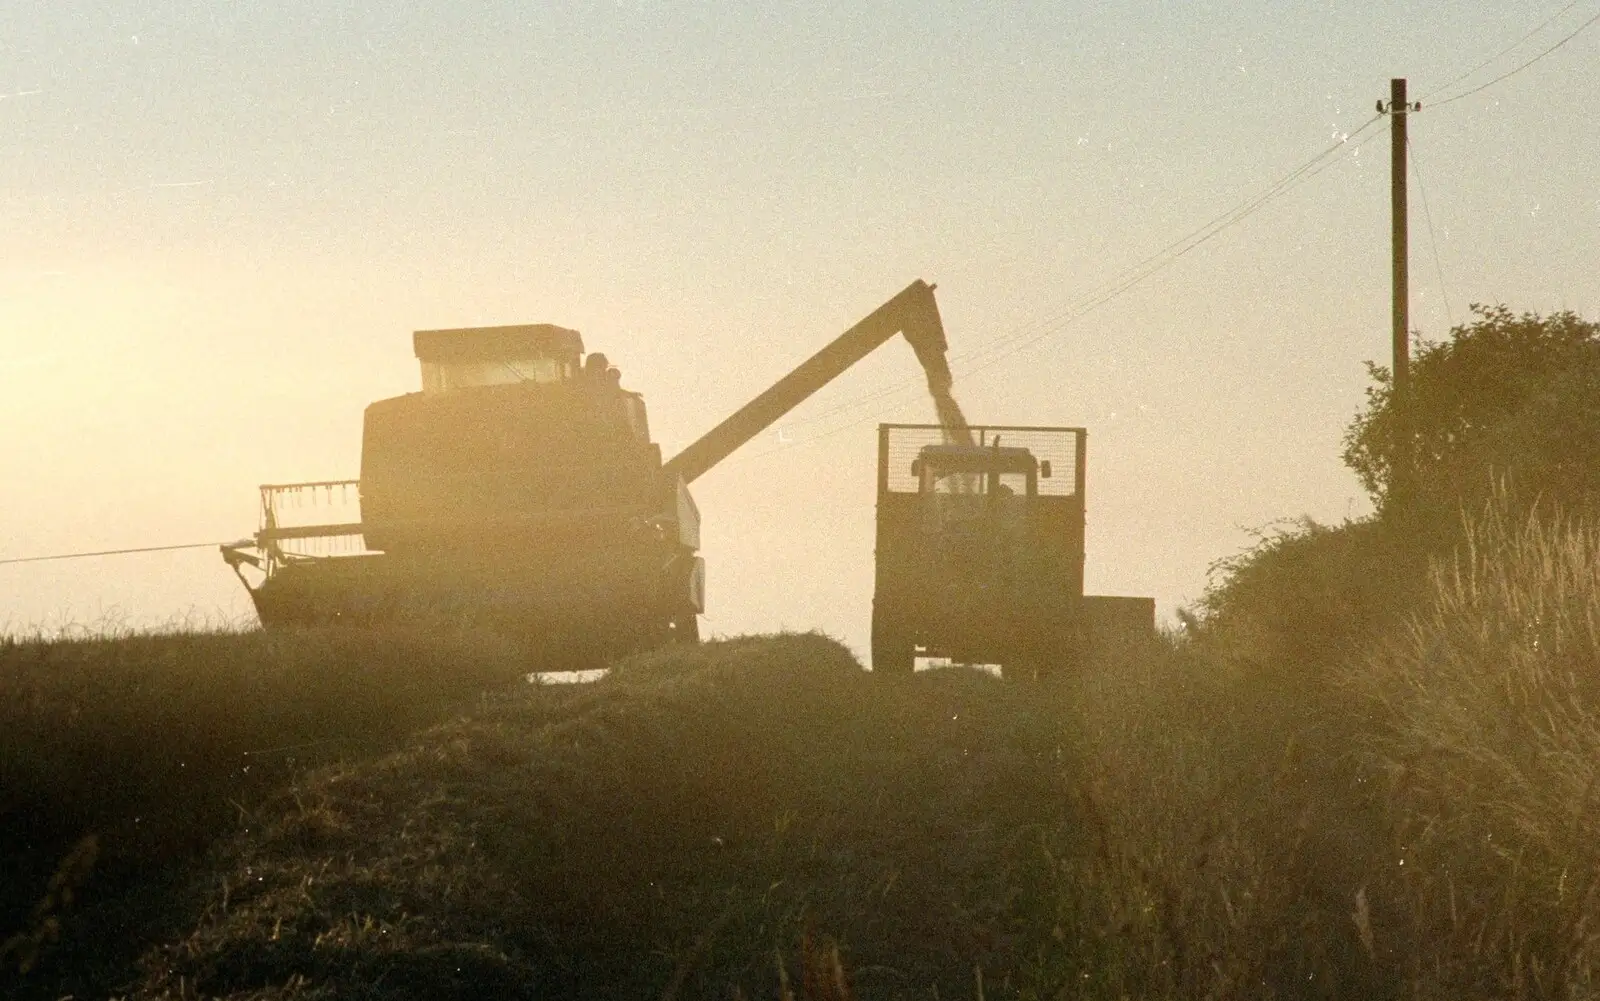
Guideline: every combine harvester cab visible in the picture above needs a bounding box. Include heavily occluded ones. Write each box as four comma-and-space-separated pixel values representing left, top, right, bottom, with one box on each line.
222, 324, 703, 659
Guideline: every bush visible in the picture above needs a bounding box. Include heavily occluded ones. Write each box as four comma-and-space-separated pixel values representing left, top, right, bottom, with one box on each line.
1344, 304, 1600, 517
1194, 516, 1429, 675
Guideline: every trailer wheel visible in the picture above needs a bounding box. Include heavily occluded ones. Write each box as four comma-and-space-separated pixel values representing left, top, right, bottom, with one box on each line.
871, 612, 914, 676
1006, 622, 1084, 682
670, 614, 700, 645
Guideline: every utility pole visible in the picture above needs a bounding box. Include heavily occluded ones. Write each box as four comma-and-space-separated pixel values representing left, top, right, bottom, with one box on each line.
1378, 78, 1420, 509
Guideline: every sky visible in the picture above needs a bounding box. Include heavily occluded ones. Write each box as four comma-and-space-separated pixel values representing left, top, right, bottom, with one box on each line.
3, 1, 1598, 660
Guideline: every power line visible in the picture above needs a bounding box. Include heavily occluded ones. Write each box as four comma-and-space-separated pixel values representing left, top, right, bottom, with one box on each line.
930, 116, 1381, 383
1303, 123, 1387, 182
753, 116, 1387, 459
955, 118, 1387, 384
1407, 134, 1455, 330
1421, 0, 1587, 102
0, 541, 227, 567
749, 4, 1593, 463
776, 6, 1600, 437
1428, 5, 1600, 108
761, 114, 1386, 449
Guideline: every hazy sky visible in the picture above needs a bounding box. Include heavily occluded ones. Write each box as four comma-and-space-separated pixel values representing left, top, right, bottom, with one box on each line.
3, 2, 1597, 657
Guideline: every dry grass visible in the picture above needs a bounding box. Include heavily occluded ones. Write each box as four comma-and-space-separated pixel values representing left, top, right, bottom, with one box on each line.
1014, 494, 1600, 1001
9, 494, 1600, 1000
1013, 633, 1392, 1001
1, 623, 541, 998
117, 633, 1083, 1000
1346, 497, 1600, 999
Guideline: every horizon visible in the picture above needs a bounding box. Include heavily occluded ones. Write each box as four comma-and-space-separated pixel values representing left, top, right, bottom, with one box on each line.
4, 2, 1598, 658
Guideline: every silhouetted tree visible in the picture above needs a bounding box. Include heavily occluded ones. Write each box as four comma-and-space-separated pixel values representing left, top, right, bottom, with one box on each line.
1198, 304, 1600, 669
1343, 304, 1600, 516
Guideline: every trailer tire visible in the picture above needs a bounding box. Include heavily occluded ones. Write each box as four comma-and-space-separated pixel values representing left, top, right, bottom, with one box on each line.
670, 614, 700, 645
871, 612, 914, 677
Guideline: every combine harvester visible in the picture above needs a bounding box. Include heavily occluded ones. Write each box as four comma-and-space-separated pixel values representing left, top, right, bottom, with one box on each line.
222, 281, 1151, 672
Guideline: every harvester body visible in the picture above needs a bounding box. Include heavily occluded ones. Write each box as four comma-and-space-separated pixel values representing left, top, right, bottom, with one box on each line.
224, 323, 703, 660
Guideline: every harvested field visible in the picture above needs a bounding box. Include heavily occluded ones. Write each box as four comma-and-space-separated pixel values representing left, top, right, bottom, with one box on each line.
1, 625, 541, 998
4, 631, 1086, 1000
9, 496, 1599, 1001
128, 634, 1080, 999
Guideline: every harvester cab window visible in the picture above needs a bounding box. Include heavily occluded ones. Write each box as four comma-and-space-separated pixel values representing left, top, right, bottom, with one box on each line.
621, 393, 650, 442
412, 323, 585, 396
420, 357, 567, 393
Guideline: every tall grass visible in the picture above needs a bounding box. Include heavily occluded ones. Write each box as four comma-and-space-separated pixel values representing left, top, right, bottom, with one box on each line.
1348, 498, 1600, 999
10, 491, 1600, 999
1019, 494, 1600, 1000
1019, 632, 1391, 1001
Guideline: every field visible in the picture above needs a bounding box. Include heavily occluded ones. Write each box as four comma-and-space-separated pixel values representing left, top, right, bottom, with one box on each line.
4, 499, 1600, 999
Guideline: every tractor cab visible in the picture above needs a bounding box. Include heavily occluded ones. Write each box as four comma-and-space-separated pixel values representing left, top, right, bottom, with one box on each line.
911, 442, 1046, 494
911, 443, 1049, 540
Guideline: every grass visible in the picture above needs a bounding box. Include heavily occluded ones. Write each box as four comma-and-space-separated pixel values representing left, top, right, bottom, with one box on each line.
1344, 498, 1600, 999
1, 623, 540, 996
6, 493, 1600, 999
117, 633, 1082, 1000
1025, 492, 1600, 1001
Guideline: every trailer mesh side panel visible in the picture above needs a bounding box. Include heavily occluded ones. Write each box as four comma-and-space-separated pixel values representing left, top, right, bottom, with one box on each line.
881, 424, 1083, 496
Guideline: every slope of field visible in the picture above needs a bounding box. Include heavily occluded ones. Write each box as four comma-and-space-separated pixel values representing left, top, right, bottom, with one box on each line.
12, 494, 1597, 1001
112, 633, 1076, 1000
1, 625, 543, 998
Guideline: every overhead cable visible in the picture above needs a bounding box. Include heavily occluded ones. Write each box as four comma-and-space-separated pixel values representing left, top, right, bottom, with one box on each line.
753, 114, 1387, 458
0, 541, 226, 567
763, 114, 1387, 447
1407, 135, 1455, 330
1427, 6, 1600, 108
1421, 0, 1587, 102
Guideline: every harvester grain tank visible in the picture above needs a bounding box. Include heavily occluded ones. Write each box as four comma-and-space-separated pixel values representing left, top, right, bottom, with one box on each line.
223, 281, 956, 664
